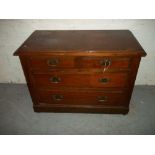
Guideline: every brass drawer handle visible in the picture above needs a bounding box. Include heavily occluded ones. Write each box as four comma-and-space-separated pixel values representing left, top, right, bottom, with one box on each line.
100, 59, 111, 67
98, 96, 108, 102
52, 94, 63, 101
99, 78, 110, 83
50, 76, 61, 83
47, 58, 59, 66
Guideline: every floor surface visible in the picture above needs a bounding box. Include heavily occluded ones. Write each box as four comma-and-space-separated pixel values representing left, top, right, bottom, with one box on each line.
0, 84, 155, 135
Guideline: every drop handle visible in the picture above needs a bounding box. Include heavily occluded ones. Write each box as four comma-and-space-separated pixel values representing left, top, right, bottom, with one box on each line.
98, 96, 108, 102
52, 94, 63, 101
47, 58, 59, 66
50, 76, 61, 83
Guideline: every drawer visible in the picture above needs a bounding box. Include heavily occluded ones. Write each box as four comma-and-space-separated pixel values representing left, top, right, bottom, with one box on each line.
75, 56, 130, 69
37, 89, 127, 106
28, 56, 131, 69
29, 56, 75, 69
32, 71, 129, 88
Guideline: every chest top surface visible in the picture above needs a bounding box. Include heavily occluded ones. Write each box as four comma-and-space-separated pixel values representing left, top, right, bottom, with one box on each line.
14, 30, 146, 56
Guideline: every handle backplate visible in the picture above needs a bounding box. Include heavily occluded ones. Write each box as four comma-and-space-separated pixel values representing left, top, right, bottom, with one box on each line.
50, 76, 61, 83
99, 78, 110, 84
98, 96, 108, 102
52, 94, 63, 101
47, 58, 59, 66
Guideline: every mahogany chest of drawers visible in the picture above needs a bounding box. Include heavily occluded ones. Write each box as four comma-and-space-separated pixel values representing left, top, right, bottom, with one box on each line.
14, 30, 146, 114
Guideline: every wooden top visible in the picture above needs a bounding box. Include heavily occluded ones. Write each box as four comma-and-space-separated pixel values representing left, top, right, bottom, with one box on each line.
14, 30, 146, 56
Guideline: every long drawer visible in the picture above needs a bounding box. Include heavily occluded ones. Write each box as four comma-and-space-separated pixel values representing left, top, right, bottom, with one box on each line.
28, 56, 131, 69
37, 89, 127, 106
31, 71, 129, 88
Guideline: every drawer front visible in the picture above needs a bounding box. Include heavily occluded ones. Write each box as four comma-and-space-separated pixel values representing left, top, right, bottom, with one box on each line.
37, 90, 127, 106
28, 56, 131, 69
29, 56, 74, 69
75, 56, 130, 69
32, 71, 129, 88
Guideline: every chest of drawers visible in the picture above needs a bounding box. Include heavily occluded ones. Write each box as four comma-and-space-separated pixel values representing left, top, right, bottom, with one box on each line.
14, 30, 146, 114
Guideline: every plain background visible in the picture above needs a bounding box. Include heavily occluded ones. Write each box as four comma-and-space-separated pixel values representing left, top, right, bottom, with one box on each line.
0, 19, 155, 85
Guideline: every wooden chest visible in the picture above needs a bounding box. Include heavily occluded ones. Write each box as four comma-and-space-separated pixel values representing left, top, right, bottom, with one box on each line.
14, 30, 146, 114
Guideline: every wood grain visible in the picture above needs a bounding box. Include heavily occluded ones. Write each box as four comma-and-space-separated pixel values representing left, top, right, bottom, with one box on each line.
14, 30, 146, 56
14, 30, 147, 114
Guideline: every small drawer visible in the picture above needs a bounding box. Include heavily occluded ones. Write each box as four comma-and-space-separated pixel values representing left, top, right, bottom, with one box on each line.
75, 56, 131, 69
32, 71, 129, 88
28, 56, 75, 69
37, 89, 127, 106
28, 56, 131, 69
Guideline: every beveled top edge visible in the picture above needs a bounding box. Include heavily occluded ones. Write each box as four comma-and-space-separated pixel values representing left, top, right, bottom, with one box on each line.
13, 30, 147, 57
